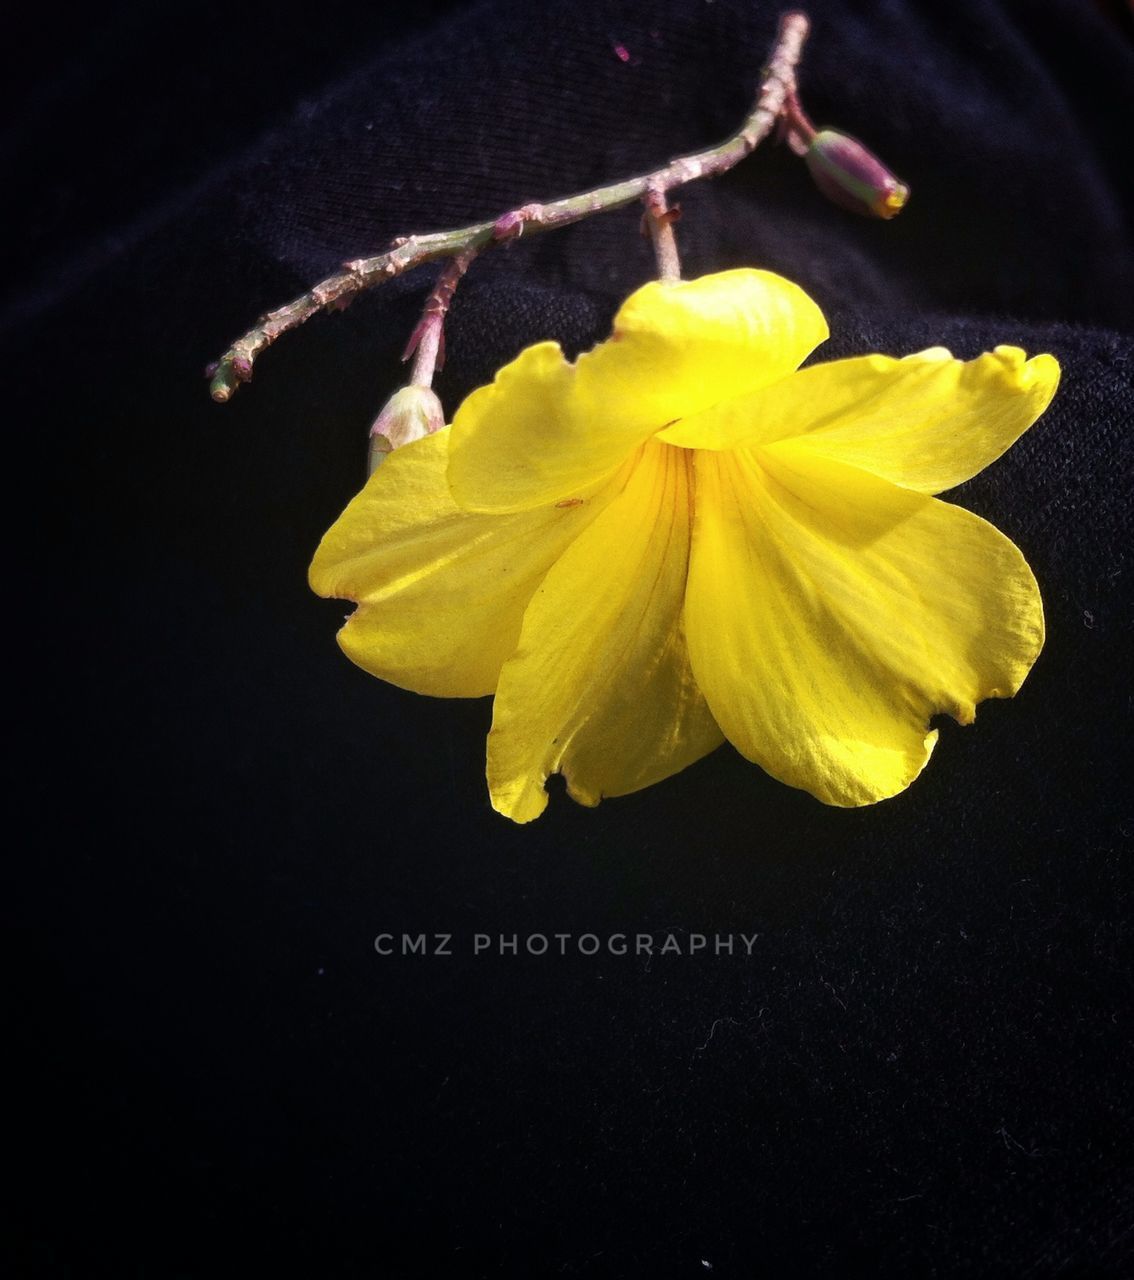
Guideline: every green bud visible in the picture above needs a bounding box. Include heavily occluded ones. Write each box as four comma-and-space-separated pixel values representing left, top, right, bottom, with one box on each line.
805, 129, 909, 220
368, 385, 446, 475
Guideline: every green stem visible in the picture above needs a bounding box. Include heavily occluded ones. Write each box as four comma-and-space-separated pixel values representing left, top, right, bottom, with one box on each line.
643, 187, 682, 281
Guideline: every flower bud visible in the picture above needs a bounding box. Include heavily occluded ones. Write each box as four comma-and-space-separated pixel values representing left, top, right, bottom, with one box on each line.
804, 129, 909, 220
368, 385, 445, 474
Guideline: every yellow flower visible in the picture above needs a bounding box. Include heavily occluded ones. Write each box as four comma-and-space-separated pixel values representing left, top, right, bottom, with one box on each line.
309, 270, 1059, 823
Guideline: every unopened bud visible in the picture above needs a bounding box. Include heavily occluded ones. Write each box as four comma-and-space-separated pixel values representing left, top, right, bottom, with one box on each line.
367, 385, 445, 475
804, 129, 909, 220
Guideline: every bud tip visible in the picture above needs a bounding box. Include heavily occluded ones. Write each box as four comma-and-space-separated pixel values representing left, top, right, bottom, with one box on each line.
805, 129, 910, 220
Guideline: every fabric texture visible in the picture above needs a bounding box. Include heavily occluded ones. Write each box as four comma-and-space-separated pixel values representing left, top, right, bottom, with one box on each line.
12, 0, 1132, 1274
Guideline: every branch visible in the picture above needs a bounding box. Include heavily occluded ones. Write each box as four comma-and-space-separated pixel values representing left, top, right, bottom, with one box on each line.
208, 11, 810, 403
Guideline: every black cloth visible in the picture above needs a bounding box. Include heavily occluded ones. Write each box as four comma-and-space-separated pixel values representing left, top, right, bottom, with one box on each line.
11, 0, 1132, 1274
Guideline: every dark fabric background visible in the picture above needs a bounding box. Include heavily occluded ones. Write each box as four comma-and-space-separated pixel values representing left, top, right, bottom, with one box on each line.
10, 0, 1133, 1275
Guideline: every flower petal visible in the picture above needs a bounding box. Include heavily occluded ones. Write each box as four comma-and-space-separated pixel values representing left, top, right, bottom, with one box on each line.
686, 443, 1044, 806
659, 346, 1059, 494
448, 269, 828, 514
309, 429, 626, 697
487, 440, 724, 822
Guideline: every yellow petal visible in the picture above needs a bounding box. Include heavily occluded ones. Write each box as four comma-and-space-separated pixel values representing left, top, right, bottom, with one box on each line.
660, 346, 1059, 494
309, 429, 626, 697
685, 443, 1044, 806
487, 440, 724, 822
448, 269, 828, 514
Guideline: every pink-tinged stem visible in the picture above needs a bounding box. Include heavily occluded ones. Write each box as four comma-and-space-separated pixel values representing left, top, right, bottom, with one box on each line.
402, 249, 477, 387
